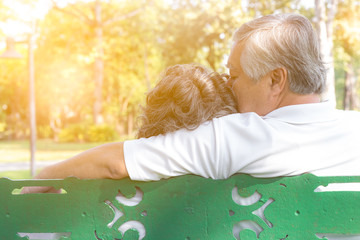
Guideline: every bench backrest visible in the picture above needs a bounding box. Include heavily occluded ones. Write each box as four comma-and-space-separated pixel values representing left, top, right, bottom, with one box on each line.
1, 174, 360, 239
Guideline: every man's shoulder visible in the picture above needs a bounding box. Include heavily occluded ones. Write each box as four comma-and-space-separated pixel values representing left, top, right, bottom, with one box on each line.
336, 108, 360, 122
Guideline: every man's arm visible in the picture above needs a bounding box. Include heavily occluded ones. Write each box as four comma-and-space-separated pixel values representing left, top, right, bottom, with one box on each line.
37, 142, 128, 179
21, 142, 128, 193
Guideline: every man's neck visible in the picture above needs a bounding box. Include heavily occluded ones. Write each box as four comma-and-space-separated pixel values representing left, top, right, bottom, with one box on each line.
277, 92, 321, 110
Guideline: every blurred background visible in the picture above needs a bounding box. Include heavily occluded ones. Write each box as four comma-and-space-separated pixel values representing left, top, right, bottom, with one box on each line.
0, 0, 359, 179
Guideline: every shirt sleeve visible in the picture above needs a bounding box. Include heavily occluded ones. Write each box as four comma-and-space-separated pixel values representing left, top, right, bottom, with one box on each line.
124, 121, 221, 181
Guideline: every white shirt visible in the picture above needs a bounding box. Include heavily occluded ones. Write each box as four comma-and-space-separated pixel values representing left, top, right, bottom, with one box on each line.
124, 102, 360, 181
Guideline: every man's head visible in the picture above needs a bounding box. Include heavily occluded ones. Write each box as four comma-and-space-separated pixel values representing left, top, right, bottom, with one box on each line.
227, 13, 326, 115
137, 64, 237, 138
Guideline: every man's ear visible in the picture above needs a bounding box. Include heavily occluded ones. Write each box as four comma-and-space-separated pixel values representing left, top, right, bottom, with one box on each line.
270, 67, 287, 94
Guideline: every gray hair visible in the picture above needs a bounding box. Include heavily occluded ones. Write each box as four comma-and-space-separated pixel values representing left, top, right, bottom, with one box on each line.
137, 64, 238, 138
233, 13, 327, 94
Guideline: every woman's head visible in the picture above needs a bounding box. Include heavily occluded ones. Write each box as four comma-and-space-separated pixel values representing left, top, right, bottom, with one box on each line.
137, 64, 238, 138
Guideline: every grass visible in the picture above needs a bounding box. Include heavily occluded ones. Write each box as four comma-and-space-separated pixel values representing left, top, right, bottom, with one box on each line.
0, 139, 107, 162
1, 170, 33, 179
0, 139, 110, 179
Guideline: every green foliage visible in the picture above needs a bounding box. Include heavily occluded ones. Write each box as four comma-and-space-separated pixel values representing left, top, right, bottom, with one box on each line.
87, 124, 118, 142
58, 124, 87, 143
58, 123, 118, 143
0, 122, 5, 132
0, 122, 6, 140
0, 58, 28, 139
37, 125, 53, 139
154, 0, 244, 71
335, 0, 360, 58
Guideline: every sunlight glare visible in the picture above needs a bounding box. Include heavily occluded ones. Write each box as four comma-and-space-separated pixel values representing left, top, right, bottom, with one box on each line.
1, 0, 52, 36
4, 0, 52, 21
0, 20, 32, 37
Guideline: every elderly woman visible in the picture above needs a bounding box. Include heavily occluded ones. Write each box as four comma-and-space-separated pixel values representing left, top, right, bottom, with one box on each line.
137, 64, 238, 138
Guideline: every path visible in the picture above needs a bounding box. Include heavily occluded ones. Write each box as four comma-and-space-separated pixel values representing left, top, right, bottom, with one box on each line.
0, 160, 62, 172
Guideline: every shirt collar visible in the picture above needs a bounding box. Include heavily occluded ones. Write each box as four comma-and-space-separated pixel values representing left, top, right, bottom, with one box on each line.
263, 101, 338, 124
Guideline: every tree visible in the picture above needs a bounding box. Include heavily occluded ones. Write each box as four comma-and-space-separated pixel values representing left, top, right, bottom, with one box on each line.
154, 0, 244, 72
102, 2, 163, 135
314, 0, 338, 106
0, 0, 43, 141
334, 0, 360, 110
0, 58, 29, 139
50, 0, 148, 125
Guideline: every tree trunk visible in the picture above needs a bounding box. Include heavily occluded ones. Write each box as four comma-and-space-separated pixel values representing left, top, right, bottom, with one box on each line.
94, 0, 104, 125
326, 0, 338, 106
315, 0, 337, 107
343, 61, 358, 110
28, 33, 37, 177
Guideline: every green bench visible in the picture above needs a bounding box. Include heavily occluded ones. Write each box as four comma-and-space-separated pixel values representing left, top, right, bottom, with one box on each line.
1, 174, 359, 239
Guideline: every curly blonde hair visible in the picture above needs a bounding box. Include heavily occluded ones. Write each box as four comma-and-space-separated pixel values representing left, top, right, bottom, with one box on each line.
137, 64, 238, 138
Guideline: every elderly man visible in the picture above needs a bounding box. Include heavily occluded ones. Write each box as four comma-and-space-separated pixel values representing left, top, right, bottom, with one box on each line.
27, 13, 360, 189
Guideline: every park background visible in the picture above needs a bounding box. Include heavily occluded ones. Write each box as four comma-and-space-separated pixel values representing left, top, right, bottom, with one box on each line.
0, 0, 359, 179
